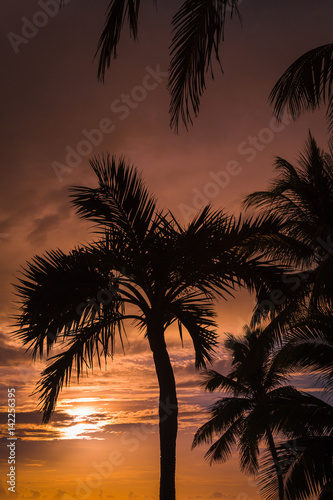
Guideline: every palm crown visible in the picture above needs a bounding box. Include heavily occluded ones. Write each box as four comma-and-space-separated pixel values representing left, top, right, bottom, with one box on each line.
243, 133, 333, 339
14, 155, 285, 500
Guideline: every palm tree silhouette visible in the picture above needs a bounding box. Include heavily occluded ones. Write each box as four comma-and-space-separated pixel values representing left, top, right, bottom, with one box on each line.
192, 326, 332, 500
269, 44, 333, 132
243, 132, 333, 334
13, 155, 282, 500
60, 0, 241, 131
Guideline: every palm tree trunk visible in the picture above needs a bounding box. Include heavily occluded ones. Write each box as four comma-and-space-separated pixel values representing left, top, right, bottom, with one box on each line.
149, 333, 178, 500
267, 430, 284, 500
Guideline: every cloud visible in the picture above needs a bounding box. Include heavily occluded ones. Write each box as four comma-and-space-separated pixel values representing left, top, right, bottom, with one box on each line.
0, 411, 72, 425
22, 491, 41, 499
0, 331, 28, 366
53, 490, 67, 500
26, 212, 67, 246
208, 494, 238, 499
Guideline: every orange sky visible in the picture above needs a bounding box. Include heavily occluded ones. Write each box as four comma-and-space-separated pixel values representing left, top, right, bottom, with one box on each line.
0, 1, 332, 499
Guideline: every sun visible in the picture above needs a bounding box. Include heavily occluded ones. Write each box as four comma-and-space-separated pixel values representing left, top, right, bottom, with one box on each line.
67, 406, 93, 419
61, 422, 96, 440
59, 404, 105, 440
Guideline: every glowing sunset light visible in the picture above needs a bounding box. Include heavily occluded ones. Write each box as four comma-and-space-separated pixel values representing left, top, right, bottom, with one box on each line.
1, 2, 332, 499
66, 406, 96, 419
61, 422, 103, 440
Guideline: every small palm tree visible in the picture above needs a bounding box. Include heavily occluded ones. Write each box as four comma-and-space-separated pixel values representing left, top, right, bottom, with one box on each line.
13, 155, 282, 500
192, 326, 332, 500
269, 44, 333, 132
243, 133, 333, 335
60, 0, 242, 131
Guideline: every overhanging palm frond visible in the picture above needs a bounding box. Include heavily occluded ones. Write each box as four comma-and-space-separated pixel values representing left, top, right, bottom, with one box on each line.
275, 310, 333, 387
95, 0, 143, 82
69, 154, 157, 243
201, 369, 249, 395
283, 436, 333, 500
13, 247, 120, 358
169, 293, 218, 369
244, 133, 333, 241
168, 0, 240, 131
265, 387, 333, 437
35, 314, 124, 423
204, 415, 246, 465
193, 397, 250, 465
193, 397, 250, 446
269, 43, 333, 131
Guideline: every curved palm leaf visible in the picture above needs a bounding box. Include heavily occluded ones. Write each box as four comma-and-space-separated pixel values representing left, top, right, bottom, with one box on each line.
13, 247, 121, 357
69, 154, 157, 242
204, 415, 246, 465
95, 0, 144, 82
201, 369, 249, 395
259, 436, 333, 500
168, 293, 218, 369
193, 397, 251, 465
275, 310, 333, 388
269, 43, 333, 131
168, 0, 240, 130
35, 315, 123, 422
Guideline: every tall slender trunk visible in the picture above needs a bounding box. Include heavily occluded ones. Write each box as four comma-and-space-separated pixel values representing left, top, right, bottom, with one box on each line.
267, 429, 284, 500
149, 332, 178, 500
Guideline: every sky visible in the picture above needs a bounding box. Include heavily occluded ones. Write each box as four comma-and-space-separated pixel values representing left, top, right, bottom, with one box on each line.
0, 1, 332, 499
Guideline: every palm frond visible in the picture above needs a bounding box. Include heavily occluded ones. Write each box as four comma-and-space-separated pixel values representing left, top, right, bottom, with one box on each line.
265, 387, 333, 437
169, 293, 218, 369
35, 314, 124, 422
69, 155, 157, 243
318, 480, 333, 500
95, 0, 142, 82
193, 396, 250, 446
204, 415, 245, 465
168, 0, 240, 131
238, 421, 262, 474
283, 436, 333, 500
12, 247, 121, 358
276, 310, 333, 385
201, 369, 249, 395
193, 397, 250, 465
269, 44, 333, 131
